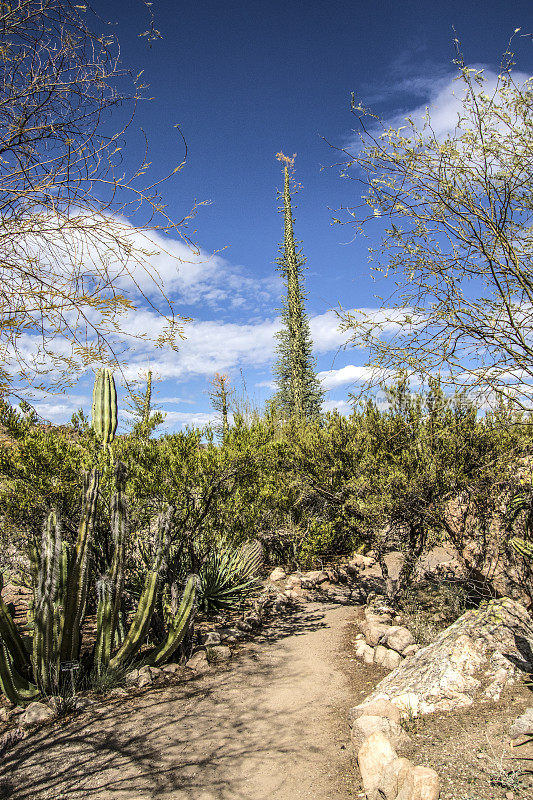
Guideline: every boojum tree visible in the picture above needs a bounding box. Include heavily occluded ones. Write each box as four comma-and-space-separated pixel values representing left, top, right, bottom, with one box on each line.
272, 153, 323, 421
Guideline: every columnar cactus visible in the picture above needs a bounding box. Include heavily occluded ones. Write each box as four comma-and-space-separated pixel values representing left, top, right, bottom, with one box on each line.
95, 461, 128, 671
0, 576, 30, 678
32, 509, 63, 692
0, 638, 39, 706
92, 368, 118, 448
148, 574, 199, 667
109, 505, 174, 669
510, 536, 533, 559
60, 468, 99, 662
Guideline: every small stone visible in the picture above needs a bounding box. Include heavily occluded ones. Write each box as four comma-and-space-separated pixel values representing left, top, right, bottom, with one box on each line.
364, 621, 393, 646
350, 714, 412, 751
402, 644, 420, 658
379, 626, 416, 655
506, 791, 515, 799
0, 707, 9, 723
348, 699, 402, 727
235, 619, 253, 632
125, 669, 140, 684
510, 708, 533, 738
374, 645, 403, 670
206, 645, 232, 664
108, 687, 129, 698
243, 612, 261, 628
20, 701, 55, 727
137, 673, 152, 688
186, 649, 209, 671
202, 631, 222, 646
161, 663, 184, 675
269, 567, 286, 581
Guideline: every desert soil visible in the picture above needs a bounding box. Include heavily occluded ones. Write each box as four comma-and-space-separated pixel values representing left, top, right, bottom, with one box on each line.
0, 601, 363, 800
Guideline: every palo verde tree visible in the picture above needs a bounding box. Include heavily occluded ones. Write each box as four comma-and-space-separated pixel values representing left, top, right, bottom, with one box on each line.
330, 35, 533, 412
272, 153, 323, 421
0, 0, 201, 397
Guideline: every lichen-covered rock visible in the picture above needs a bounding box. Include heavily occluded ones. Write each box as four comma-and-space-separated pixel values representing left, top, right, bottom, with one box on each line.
20, 701, 55, 727
206, 645, 232, 664
361, 597, 533, 717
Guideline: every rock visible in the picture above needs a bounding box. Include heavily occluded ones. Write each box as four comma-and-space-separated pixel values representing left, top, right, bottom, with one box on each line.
364, 607, 394, 624
355, 641, 375, 664
361, 597, 533, 717
269, 567, 286, 581
337, 567, 350, 582
125, 669, 140, 684
380, 756, 415, 800
74, 697, 96, 711
0, 727, 25, 756
108, 687, 129, 698
206, 645, 232, 664
20, 701, 55, 727
286, 575, 302, 588
202, 630, 222, 646
219, 627, 245, 643
510, 707, 533, 739
344, 563, 360, 577
161, 663, 185, 675
373, 645, 403, 670
138, 673, 153, 688
350, 554, 376, 569
357, 731, 398, 800
364, 620, 393, 646
186, 649, 209, 671
403, 644, 421, 658
396, 765, 440, 800
243, 612, 261, 628
0, 707, 9, 724
326, 568, 339, 583
348, 699, 402, 727
235, 619, 253, 633
350, 714, 412, 751
283, 589, 300, 602
379, 626, 416, 655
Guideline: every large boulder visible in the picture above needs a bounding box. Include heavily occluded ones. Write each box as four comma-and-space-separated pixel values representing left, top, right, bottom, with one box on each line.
360, 597, 533, 717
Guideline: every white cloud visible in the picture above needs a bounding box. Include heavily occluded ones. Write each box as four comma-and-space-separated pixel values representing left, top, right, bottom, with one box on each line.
322, 399, 352, 415
318, 364, 384, 389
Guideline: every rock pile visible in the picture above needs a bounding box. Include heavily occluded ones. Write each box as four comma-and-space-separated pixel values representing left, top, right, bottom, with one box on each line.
357, 596, 533, 717
353, 604, 420, 670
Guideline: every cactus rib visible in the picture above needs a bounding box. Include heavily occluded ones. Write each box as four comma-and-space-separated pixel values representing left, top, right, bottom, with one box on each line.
148, 574, 199, 666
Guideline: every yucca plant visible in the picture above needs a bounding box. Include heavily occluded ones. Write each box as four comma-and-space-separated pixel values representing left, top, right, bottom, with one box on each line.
197, 539, 264, 612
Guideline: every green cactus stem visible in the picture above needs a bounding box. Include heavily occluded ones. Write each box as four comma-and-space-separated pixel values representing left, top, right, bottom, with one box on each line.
0, 637, 39, 706
109, 505, 174, 670
147, 574, 199, 667
92, 368, 118, 449
32, 509, 62, 693
94, 462, 128, 670
60, 468, 99, 662
0, 592, 30, 677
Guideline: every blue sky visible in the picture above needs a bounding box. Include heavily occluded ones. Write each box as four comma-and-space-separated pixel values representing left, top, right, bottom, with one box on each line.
19, 0, 533, 432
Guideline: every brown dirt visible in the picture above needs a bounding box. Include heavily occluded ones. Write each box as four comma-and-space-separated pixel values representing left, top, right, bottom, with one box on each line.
0, 600, 361, 800
1, 586, 532, 800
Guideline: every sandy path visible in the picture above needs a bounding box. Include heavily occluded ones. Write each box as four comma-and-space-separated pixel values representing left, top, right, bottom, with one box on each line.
0, 602, 361, 800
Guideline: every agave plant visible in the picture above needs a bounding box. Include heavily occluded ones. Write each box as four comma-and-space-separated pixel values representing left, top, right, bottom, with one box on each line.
197, 539, 264, 612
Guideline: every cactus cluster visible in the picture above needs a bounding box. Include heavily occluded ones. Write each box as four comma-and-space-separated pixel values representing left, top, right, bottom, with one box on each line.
0, 370, 199, 705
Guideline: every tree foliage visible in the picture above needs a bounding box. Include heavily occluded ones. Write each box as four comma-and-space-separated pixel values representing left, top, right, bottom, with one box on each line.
331, 38, 533, 410
0, 0, 202, 395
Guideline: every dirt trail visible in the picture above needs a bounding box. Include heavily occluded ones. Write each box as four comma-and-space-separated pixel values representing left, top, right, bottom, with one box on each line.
0, 601, 364, 800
